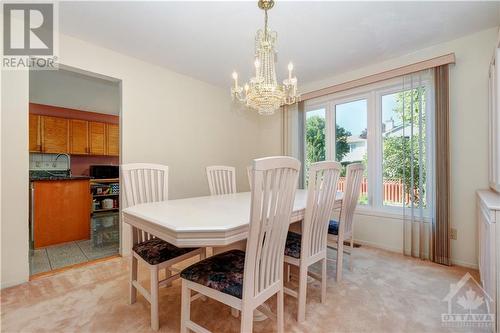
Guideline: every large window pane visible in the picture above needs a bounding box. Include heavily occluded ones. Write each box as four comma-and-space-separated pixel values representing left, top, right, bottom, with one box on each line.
305, 108, 326, 180
335, 99, 368, 204
382, 89, 426, 208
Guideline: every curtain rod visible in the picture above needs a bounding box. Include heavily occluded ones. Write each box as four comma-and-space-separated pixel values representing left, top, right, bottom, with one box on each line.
301, 53, 455, 101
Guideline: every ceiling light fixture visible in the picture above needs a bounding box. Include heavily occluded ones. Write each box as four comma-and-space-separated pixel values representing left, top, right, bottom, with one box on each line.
231, 0, 300, 115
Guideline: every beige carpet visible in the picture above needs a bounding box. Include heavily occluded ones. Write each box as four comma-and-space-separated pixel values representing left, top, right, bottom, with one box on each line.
0, 247, 486, 332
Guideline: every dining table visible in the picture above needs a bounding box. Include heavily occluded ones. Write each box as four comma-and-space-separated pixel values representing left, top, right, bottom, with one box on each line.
122, 189, 343, 250
122, 188, 343, 321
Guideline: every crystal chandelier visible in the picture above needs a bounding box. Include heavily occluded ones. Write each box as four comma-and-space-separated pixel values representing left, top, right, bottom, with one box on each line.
231, 0, 300, 115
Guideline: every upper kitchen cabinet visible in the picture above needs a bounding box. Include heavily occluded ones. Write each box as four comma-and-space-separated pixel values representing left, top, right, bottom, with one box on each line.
89, 121, 106, 155
70, 119, 89, 155
29, 114, 41, 152
28, 104, 119, 156
106, 124, 119, 156
41, 116, 69, 153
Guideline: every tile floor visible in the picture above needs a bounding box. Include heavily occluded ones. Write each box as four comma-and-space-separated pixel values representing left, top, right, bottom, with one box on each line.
29, 239, 119, 275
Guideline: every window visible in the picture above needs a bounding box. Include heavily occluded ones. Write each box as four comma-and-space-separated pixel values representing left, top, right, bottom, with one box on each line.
335, 99, 368, 204
303, 74, 433, 214
382, 88, 427, 208
304, 107, 326, 178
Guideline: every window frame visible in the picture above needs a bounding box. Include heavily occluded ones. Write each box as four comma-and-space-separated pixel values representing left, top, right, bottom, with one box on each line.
303, 75, 434, 217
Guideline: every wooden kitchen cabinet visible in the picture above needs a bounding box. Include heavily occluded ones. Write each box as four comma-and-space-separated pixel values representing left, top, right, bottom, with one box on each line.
29, 110, 119, 156
33, 179, 91, 248
41, 116, 69, 153
106, 123, 119, 156
89, 121, 106, 155
69, 119, 89, 155
29, 114, 41, 152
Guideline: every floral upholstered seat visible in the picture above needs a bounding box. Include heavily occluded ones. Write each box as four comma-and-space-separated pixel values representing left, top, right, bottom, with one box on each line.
180, 250, 245, 299
132, 238, 198, 265
328, 220, 339, 235
284, 231, 302, 259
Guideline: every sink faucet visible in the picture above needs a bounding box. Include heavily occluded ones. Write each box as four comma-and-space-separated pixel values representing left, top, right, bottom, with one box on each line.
54, 153, 71, 176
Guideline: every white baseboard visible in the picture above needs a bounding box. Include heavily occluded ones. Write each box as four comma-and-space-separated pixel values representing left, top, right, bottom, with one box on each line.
355, 238, 479, 270
1, 278, 28, 290
450, 258, 479, 270
354, 238, 403, 254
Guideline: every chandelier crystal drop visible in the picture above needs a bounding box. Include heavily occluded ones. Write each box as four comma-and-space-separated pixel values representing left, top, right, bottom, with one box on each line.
231, 0, 300, 115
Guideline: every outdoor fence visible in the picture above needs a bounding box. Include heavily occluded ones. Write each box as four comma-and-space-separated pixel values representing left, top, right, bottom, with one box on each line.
337, 177, 412, 204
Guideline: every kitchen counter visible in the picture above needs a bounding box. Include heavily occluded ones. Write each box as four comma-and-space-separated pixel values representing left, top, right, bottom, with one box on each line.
30, 176, 91, 181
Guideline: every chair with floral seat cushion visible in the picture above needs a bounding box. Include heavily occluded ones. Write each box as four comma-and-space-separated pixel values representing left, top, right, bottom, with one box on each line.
181, 156, 301, 333
122, 163, 205, 331
133, 238, 198, 265
181, 249, 245, 299
327, 163, 364, 282
283, 161, 342, 323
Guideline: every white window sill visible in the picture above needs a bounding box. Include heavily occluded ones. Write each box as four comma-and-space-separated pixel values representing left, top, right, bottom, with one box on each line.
351, 206, 432, 222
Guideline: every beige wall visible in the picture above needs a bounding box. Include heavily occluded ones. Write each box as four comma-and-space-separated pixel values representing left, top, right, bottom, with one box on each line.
30, 69, 120, 115
1, 33, 263, 288
261, 27, 498, 268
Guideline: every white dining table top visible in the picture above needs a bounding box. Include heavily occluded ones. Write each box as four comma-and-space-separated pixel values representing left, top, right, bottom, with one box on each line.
122, 189, 342, 247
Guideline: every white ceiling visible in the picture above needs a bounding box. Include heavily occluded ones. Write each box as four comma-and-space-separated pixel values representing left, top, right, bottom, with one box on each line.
60, 1, 499, 88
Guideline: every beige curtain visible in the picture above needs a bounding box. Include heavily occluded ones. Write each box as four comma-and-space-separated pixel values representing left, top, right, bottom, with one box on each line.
281, 101, 305, 188
400, 69, 433, 260
432, 64, 451, 265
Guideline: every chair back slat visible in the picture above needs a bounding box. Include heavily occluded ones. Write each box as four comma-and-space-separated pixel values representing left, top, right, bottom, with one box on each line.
122, 163, 169, 207
302, 161, 342, 258
121, 163, 169, 244
340, 163, 364, 236
206, 166, 236, 196
246, 165, 253, 190
243, 157, 300, 299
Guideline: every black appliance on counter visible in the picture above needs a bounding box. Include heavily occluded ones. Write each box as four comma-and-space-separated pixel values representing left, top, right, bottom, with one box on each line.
89, 165, 119, 179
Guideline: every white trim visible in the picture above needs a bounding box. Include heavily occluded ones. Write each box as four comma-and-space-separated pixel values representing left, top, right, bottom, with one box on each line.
353, 208, 432, 223
450, 259, 479, 270
353, 239, 402, 254
355, 239, 479, 269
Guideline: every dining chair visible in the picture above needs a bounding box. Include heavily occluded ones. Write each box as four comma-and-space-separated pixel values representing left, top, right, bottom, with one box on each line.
180, 156, 301, 333
327, 162, 364, 282
283, 161, 342, 323
121, 163, 205, 331
206, 165, 237, 195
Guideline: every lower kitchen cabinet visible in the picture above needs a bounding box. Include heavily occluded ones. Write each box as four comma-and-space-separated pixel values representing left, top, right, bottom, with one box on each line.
33, 179, 91, 248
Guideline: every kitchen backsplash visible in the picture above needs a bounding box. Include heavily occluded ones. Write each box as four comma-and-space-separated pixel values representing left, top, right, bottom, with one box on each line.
29, 153, 70, 171
30, 153, 119, 176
